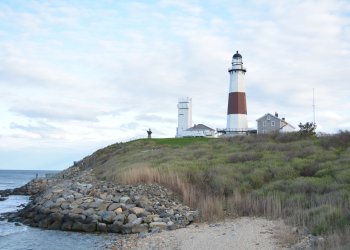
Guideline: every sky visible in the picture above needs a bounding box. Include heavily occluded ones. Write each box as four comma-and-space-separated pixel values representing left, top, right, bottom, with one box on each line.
0, 0, 349, 170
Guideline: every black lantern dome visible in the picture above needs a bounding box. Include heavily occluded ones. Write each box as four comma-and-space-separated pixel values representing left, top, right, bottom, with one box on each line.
233, 51, 242, 58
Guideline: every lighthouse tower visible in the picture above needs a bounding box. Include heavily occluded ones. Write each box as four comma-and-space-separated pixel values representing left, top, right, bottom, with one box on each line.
226, 51, 248, 132
176, 97, 192, 137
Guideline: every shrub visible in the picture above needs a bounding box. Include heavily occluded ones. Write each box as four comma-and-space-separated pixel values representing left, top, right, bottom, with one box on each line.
319, 130, 350, 150
298, 122, 317, 137
228, 152, 263, 163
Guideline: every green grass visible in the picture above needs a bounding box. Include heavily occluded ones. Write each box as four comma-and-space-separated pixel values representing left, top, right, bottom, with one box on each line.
83, 131, 350, 244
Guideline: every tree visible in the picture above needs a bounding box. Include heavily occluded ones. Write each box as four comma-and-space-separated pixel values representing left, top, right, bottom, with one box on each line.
298, 122, 317, 137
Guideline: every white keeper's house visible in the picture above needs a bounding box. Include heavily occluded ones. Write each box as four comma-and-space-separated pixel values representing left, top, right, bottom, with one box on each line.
256, 112, 295, 134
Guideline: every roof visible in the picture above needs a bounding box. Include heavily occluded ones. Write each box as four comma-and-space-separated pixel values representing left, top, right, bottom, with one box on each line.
233, 51, 242, 58
185, 124, 215, 131
256, 113, 295, 129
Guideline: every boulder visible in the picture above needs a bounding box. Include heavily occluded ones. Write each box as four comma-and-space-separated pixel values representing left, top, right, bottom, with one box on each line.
108, 203, 121, 211
149, 222, 167, 230
131, 218, 143, 226
129, 207, 145, 216
71, 208, 84, 214
43, 200, 54, 208
101, 211, 116, 224
61, 202, 70, 210
112, 196, 121, 203
81, 223, 96, 232
127, 214, 137, 224
153, 217, 163, 222
132, 224, 149, 233
83, 208, 96, 216
143, 215, 154, 224
108, 221, 123, 233
114, 214, 125, 224
98, 202, 109, 211
38, 218, 50, 228
97, 222, 108, 232
71, 222, 83, 231
121, 223, 132, 234
48, 220, 62, 230
61, 221, 73, 231
115, 207, 123, 215
69, 202, 79, 209
119, 196, 131, 204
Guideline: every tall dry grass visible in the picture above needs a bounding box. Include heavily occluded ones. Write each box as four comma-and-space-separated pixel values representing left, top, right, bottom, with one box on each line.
119, 166, 224, 221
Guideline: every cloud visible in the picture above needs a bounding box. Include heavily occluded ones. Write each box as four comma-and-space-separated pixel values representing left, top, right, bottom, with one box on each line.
0, 0, 350, 169
135, 114, 176, 123
9, 105, 100, 122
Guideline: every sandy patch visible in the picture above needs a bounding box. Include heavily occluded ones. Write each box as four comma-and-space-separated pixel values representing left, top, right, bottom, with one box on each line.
110, 217, 305, 250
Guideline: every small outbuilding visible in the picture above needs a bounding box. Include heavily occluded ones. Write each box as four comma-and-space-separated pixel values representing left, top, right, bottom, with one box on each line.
256, 112, 295, 134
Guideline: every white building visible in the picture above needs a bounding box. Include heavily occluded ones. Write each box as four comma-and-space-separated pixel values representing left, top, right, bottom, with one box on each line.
176, 97, 192, 137
176, 98, 215, 138
256, 112, 295, 134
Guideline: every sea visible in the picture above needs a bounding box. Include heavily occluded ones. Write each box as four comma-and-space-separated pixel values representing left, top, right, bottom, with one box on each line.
0, 170, 116, 250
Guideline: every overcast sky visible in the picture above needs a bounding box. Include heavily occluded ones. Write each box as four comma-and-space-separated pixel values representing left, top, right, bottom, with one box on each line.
1, 0, 349, 170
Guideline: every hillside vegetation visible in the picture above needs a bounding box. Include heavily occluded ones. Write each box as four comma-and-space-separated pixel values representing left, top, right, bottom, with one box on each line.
88, 132, 350, 246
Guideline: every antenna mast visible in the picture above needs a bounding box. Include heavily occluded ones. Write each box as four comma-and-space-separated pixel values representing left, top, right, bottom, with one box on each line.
312, 88, 316, 124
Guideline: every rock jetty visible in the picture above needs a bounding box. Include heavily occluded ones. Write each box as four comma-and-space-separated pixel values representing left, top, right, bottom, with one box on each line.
3, 168, 198, 235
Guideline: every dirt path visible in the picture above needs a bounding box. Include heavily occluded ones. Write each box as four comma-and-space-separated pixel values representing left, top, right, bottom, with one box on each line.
111, 217, 308, 250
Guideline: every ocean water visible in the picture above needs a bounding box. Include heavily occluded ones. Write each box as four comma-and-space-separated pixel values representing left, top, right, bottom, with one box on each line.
0, 170, 116, 250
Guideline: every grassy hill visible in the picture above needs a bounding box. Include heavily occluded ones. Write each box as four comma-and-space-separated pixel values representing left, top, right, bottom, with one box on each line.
83, 132, 350, 246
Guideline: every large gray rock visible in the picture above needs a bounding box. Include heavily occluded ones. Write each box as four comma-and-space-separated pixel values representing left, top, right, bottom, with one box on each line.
101, 211, 116, 224
43, 200, 54, 208
61, 221, 72, 230
131, 217, 143, 226
108, 203, 121, 211
83, 208, 96, 216
149, 222, 167, 230
71, 208, 84, 214
132, 224, 149, 233
119, 196, 131, 204
71, 222, 83, 231
114, 214, 125, 224
129, 207, 145, 216
127, 214, 137, 224
68, 213, 86, 223
81, 223, 96, 232
112, 195, 121, 203
97, 222, 107, 232
89, 200, 103, 208
109, 221, 123, 233
121, 223, 132, 234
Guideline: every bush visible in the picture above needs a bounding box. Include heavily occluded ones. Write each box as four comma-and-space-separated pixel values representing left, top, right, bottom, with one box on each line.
228, 152, 263, 163
298, 122, 317, 137
319, 130, 350, 150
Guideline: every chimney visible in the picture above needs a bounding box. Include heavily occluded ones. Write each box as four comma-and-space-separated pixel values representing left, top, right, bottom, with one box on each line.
275, 112, 278, 117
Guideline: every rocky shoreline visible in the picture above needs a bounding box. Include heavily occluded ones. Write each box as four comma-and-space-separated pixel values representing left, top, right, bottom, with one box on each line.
0, 167, 198, 235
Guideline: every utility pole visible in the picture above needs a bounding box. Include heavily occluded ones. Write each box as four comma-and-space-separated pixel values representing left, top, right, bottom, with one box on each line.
313, 88, 316, 125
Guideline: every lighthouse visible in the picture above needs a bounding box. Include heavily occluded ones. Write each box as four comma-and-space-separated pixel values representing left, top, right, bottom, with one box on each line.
226, 51, 248, 132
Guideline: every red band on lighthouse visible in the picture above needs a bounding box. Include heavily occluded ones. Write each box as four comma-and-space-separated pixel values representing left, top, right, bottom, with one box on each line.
227, 92, 247, 115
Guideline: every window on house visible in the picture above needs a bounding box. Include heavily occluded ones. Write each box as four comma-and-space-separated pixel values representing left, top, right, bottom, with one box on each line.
267, 115, 270, 120
262, 121, 266, 127
271, 121, 275, 126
